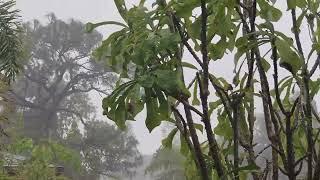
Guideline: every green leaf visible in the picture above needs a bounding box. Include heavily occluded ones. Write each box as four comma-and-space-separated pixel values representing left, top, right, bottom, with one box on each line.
209, 100, 222, 116
310, 1, 320, 13
214, 111, 233, 139
153, 70, 191, 99
240, 73, 248, 90
182, 62, 198, 70
237, 164, 260, 172
139, 0, 146, 6
173, 0, 200, 19
156, 89, 170, 118
275, 38, 303, 74
102, 81, 137, 129
187, 18, 201, 40
162, 128, 178, 149
145, 89, 162, 132
261, 58, 271, 72
85, 21, 127, 33
208, 36, 228, 60
228, 24, 241, 51
194, 123, 204, 133
258, 0, 282, 22
138, 75, 155, 88
115, 99, 127, 129
158, 31, 180, 51
287, 0, 296, 9
239, 104, 250, 143
192, 79, 200, 106
127, 85, 144, 119
114, 0, 128, 21
310, 78, 320, 97
235, 36, 258, 63
296, 10, 307, 31
287, 0, 307, 9
180, 134, 189, 156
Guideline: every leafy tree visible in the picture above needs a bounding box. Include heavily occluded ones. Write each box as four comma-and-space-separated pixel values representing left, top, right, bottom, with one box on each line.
64, 121, 142, 179
10, 14, 115, 140
8, 15, 141, 179
90, 0, 320, 180
145, 147, 186, 180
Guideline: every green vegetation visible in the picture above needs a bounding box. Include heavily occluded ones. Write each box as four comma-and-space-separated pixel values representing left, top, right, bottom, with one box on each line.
0, 0, 22, 82
2, 0, 320, 179
90, 0, 320, 179
0, 1, 141, 180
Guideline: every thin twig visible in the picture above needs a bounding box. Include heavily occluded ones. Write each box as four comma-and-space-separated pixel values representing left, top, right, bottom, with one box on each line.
309, 54, 320, 78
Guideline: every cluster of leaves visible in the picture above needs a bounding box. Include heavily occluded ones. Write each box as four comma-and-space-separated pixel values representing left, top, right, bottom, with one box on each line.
0, 0, 23, 82
89, 0, 320, 180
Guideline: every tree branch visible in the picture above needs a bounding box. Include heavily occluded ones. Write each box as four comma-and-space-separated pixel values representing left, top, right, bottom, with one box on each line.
309, 54, 320, 78
171, 14, 204, 68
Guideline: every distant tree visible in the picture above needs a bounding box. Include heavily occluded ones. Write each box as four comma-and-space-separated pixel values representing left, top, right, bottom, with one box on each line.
10, 14, 116, 140
145, 147, 185, 180
65, 121, 142, 180
8, 14, 141, 179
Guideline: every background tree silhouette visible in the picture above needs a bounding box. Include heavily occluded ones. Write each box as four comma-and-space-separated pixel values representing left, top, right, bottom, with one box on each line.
10, 14, 116, 140
6, 14, 141, 179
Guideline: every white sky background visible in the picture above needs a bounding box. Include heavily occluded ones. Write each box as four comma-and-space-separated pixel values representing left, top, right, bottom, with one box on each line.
16, 0, 320, 155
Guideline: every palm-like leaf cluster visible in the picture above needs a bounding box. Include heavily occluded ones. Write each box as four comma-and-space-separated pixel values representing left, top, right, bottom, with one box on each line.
0, 0, 22, 82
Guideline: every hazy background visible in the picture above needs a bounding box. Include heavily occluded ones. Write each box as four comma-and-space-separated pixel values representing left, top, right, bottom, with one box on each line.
16, 0, 163, 155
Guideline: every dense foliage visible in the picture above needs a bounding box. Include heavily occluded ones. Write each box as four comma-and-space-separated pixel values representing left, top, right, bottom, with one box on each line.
0, 0, 22, 82
90, 0, 320, 179
0, 0, 22, 140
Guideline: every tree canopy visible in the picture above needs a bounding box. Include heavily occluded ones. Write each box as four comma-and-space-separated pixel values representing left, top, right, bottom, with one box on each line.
11, 14, 115, 140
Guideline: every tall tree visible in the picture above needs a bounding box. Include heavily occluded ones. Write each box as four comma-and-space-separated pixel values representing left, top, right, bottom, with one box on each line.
10, 14, 115, 140
8, 15, 141, 179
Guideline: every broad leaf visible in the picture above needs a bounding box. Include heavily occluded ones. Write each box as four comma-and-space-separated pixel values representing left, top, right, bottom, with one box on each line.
275, 38, 303, 74
162, 128, 178, 149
